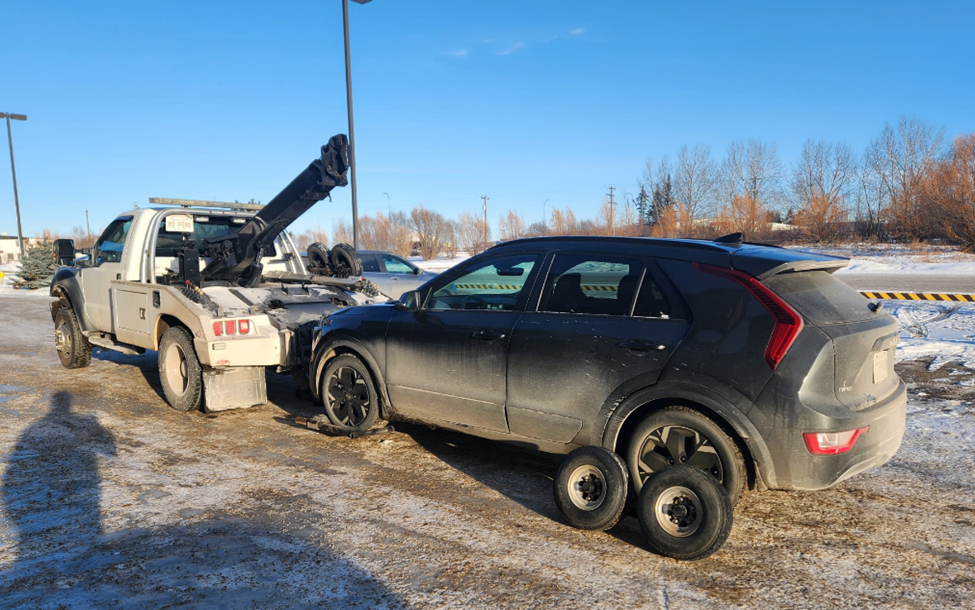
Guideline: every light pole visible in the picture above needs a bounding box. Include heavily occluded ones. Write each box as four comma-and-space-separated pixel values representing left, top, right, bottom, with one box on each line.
543, 198, 549, 229
383, 191, 390, 217
343, 0, 372, 250
2, 112, 27, 260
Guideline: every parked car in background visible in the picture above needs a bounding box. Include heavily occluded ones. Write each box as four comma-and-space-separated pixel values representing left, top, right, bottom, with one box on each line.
309, 234, 907, 509
358, 250, 436, 299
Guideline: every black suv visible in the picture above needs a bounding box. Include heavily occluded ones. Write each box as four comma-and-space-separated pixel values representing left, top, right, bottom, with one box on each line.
309, 236, 906, 503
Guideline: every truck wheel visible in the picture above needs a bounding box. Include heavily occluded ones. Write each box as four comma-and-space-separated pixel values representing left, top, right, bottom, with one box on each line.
54, 308, 91, 369
330, 243, 363, 278
307, 242, 331, 275
554, 446, 628, 531
320, 354, 378, 432
158, 326, 204, 412
627, 406, 746, 505
637, 465, 733, 561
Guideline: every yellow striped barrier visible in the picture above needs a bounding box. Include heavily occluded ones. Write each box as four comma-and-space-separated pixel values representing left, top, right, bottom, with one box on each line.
860, 291, 975, 302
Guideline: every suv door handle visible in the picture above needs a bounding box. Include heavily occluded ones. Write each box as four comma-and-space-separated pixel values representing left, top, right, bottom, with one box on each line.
616, 340, 667, 355
472, 329, 506, 341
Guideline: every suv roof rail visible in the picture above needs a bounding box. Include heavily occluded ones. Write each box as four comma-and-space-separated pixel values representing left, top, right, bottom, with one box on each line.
148, 198, 264, 211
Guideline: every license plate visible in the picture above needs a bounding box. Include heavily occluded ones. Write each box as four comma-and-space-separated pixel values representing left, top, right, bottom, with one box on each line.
873, 351, 888, 383
165, 215, 194, 233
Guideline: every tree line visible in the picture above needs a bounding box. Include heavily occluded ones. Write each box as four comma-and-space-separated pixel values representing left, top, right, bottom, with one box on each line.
36, 116, 975, 260
294, 117, 974, 258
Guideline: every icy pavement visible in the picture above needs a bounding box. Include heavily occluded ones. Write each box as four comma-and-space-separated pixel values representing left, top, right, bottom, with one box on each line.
1, 288, 973, 609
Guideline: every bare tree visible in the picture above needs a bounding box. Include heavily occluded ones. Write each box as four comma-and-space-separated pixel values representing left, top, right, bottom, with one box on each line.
409, 206, 448, 260
717, 194, 773, 241
497, 210, 526, 241
441, 220, 459, 259
926, 134, 975, 251
722, 140, 783, 213
388, 211, 414, 257
457, 211, 490, 255
295, 221, 329, 251
864, 117, 945, 240
331, 219, 353, 245
549, 207, 578, 235
358, 213, 392, 251
673, 144, 719, 225
791, 140, 856, 242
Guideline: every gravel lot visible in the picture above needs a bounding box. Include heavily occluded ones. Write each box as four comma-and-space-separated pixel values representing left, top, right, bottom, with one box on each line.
1, 290, 974, 609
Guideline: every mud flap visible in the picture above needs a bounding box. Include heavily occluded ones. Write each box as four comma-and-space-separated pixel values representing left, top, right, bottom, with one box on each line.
203, 366, 267, 412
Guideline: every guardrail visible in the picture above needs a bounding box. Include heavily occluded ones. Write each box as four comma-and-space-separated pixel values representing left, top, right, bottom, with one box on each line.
859, 291, 975, 302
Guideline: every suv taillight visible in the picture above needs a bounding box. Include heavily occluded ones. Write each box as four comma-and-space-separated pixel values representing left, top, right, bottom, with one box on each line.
803, 427, 868, 455
695, 263, 804, 371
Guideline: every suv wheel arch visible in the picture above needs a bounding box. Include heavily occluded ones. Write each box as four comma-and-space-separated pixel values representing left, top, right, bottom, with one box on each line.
601, 385, 773, 492
311, 338, 390, 418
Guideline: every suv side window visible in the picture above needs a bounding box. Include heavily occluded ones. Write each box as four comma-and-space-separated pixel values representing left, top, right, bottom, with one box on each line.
382, 254, 414, 274
540, 254, 643, 316
428, 253, 538, 311
361, 253, 381, 272
633, 272, 673, 319
93, 217, 133, 266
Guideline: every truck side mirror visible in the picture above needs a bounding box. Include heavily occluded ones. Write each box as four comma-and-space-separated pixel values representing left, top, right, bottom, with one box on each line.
53, 239, 76, 266
397, 290, 421, 311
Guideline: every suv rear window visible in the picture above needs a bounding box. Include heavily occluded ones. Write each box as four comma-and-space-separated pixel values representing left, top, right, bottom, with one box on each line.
763, 270, 874, 326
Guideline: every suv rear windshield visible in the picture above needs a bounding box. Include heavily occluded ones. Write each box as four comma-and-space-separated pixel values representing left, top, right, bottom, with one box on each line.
764, 270, 874, 326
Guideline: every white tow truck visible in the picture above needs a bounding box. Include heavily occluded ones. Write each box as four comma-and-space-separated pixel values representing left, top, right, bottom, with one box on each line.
49, 136, 380, 412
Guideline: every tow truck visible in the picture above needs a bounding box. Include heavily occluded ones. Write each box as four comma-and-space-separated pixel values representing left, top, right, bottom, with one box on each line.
49, 135, 381, 412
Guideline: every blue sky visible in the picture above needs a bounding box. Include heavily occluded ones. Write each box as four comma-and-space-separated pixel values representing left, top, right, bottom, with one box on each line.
1, 0, 973, 240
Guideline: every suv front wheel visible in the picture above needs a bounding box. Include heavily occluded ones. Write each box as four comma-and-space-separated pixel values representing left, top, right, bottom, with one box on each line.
626, 406, 746, 505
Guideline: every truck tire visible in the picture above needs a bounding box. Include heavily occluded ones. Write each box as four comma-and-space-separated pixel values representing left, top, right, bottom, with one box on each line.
54, 307, 91, 369
320, 354, 378, 432
307, 242, 331, 275
330, 243, 363, 278
637, 465, 733, 561
627, 406, 746, 506
554, 446, 629, 531
158, 326, 204, 412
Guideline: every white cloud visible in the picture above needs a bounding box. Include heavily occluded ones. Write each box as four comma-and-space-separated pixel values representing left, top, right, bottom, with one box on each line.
446, 49, 469, 58
570, 28, 586, 36
496, 41, 525, 56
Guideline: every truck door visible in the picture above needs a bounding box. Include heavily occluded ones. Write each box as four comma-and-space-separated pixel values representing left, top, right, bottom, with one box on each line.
81, 217, 133, 332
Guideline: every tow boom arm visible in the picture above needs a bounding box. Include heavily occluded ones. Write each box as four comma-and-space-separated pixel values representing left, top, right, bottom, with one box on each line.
200, 134, 350, 286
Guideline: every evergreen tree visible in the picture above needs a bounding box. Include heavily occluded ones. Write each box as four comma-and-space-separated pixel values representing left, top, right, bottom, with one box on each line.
650, 174, 673, 226
635, 186, 650, 225
14, 240, 57, 289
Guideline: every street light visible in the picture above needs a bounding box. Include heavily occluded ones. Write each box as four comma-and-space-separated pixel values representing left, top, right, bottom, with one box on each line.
543, 198, 549, 228
2, 112, 27, 260
383, 191, 390, 217
343, 0, 372, 250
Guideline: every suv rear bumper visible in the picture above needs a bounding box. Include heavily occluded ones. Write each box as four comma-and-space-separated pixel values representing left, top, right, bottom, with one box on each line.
759, 381, 907, 490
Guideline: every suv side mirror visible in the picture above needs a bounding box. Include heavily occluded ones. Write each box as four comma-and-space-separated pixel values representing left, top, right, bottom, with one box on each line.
53, 239, 76, 266
397, 290, 421, 311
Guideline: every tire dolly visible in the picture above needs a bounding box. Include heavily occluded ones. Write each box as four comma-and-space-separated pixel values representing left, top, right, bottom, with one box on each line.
553, 446, 733, 561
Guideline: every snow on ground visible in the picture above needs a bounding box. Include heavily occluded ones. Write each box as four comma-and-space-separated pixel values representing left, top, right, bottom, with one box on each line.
793, 243, 975, 276
0, 262, 21, 290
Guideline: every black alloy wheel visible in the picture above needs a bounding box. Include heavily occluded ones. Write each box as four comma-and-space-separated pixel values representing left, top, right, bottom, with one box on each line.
321, 354, 378, 432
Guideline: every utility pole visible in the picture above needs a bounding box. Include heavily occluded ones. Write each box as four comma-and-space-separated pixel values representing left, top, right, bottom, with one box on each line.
85, 209, 92, 246
481, 196, 489, 249
607, 186, 616, 236
2, 112, 27, 260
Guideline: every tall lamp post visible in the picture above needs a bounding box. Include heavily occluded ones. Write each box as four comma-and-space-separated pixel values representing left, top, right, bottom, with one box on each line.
343, 0, 372, 250
2, 112, 27, 260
